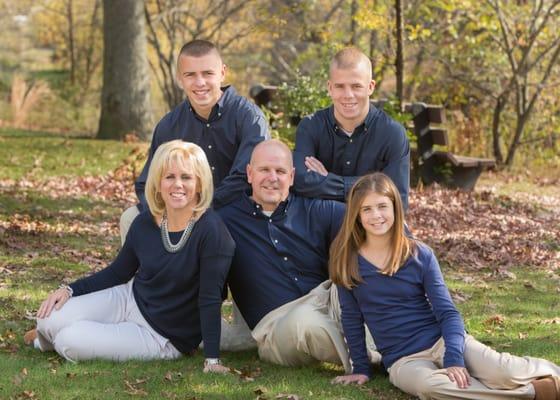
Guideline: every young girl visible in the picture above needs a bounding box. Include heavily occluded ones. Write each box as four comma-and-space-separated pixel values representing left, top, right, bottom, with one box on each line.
329, 172, 560, 399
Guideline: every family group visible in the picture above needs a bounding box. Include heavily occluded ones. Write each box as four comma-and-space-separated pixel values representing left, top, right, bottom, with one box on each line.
24, 40, 559, 400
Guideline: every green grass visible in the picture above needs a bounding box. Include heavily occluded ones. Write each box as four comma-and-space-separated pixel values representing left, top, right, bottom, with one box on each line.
0, 127, 145, 180
1, 129, 558, 399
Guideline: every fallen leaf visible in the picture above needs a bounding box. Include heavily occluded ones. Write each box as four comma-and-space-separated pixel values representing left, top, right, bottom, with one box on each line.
484, 315, 506, 326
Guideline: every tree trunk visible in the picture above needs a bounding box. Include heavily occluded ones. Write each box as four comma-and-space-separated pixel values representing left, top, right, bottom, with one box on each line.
491, 95, 506, 165
395, 0, 404, 109
67, 0, 76, 85
350, 0, 358, 45
97, 0, 153, 141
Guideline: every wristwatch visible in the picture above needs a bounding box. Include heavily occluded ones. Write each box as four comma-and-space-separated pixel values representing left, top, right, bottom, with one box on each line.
204, 358, 221, 367
58, 284, 73, 297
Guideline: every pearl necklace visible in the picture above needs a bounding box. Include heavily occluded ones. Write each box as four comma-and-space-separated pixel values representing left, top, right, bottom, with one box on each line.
160, 212, 196, 253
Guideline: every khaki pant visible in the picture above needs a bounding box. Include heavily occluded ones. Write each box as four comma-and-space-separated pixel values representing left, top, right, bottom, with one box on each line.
389, 334, 560, 399
36, 280, 181, 362
120, 205, 140, 245
252, 280, 380, 373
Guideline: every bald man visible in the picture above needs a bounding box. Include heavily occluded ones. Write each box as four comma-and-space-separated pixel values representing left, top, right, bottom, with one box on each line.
218, 140, 366, 371
293, 47, 410, 210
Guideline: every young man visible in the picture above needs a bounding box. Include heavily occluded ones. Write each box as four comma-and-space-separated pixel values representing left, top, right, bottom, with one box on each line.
218, 140, 379, 370
293, 47, 410, 209
120, 40, 269, 241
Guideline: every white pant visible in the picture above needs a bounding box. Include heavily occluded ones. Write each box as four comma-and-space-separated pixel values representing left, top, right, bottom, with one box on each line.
36, 280, 181, 362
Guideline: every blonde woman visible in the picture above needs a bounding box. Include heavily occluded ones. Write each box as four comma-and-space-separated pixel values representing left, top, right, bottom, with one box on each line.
25, 140, 233, 373
330, 172, 560, 399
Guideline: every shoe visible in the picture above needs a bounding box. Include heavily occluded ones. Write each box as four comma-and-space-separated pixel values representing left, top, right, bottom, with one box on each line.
532, 376, 560, 400
23, 328, 37, 345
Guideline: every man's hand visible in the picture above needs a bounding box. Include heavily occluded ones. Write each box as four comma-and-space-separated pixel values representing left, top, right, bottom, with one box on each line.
305, 156, 328, 176
446, 366, 471, 389
331, 374, 369, 385
37, 288, 71, 319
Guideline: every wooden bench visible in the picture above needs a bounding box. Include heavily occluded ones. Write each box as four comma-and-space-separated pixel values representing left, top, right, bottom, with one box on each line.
404, 102, 495, 190
249, 84, 278, 109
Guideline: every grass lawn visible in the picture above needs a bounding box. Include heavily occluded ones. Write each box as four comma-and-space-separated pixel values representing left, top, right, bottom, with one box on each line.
1, 128, 559, 400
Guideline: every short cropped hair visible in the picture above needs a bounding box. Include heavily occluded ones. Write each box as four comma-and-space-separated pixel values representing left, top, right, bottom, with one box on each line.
145, 140, 213, 219
330, 47, 372, 74
178, 39, 221, 60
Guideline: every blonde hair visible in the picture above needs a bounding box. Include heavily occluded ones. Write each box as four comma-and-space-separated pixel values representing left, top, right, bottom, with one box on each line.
330, 47, 372, 78
145, 140, 213, 219
329, 173, 416, 289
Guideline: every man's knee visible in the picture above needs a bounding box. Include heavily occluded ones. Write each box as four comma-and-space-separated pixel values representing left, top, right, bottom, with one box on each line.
284, 304, 330, 336
120, 206, 139, 243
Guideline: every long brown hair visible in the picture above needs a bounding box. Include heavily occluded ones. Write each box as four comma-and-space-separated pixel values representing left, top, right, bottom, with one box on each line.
329, 173, 416, 289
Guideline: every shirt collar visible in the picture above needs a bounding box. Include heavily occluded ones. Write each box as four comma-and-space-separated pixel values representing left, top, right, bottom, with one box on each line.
185, 85, 235, 121
327, 103, 378, 135
242, 190, 292, 219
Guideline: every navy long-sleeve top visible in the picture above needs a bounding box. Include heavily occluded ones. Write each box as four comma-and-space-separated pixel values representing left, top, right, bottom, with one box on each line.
69, 209, 235, 358
338, 243, 465, 377
217, 192, 345, 329
293, 105, 410, 209
135, 86, 269, 210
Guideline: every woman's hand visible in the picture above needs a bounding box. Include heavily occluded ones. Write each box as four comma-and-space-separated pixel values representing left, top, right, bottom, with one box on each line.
331, 374, 370, 385
37, 288, 71, 319
446, 366, 471, 388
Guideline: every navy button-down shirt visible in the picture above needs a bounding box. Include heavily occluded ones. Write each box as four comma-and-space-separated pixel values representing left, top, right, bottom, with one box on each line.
135, 86, 269, 210
293, 104, 410, 209
217, 192, 345, 329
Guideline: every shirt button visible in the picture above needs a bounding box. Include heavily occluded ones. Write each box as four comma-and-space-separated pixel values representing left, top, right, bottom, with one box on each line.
206, 123, 210, 127
294, 277, 298, 281
269, 219, 272, 223
211, 166, 215, 171
252, 212, 256, 216
283, 257, 288, 261
218, 112, 221, 117
349, 139, 353, 143
208, 145, 212, 149
274, 239, 278, 243
346, 161, 351, 165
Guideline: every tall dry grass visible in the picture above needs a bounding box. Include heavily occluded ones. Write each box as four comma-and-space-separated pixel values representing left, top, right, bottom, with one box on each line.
10, 74, 50, 126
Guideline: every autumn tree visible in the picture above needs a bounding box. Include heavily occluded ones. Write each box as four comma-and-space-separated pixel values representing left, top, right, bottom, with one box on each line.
431, 0, 560, 165
33, 0, 103, 106
97, 0, 153, 140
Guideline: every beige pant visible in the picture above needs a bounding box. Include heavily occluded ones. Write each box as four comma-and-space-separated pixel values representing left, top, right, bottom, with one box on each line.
36, 280, 181, 362
120, 205, 140, 245
389, 334, 560, 399
252, 280, 380, 373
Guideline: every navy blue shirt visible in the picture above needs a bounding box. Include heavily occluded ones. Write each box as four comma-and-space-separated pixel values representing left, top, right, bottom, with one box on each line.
293, 105, 410, 209
135, 86, 269, 210
69, 210, 235, 358
337, 243, 465, 377
217, 192, 345, 329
